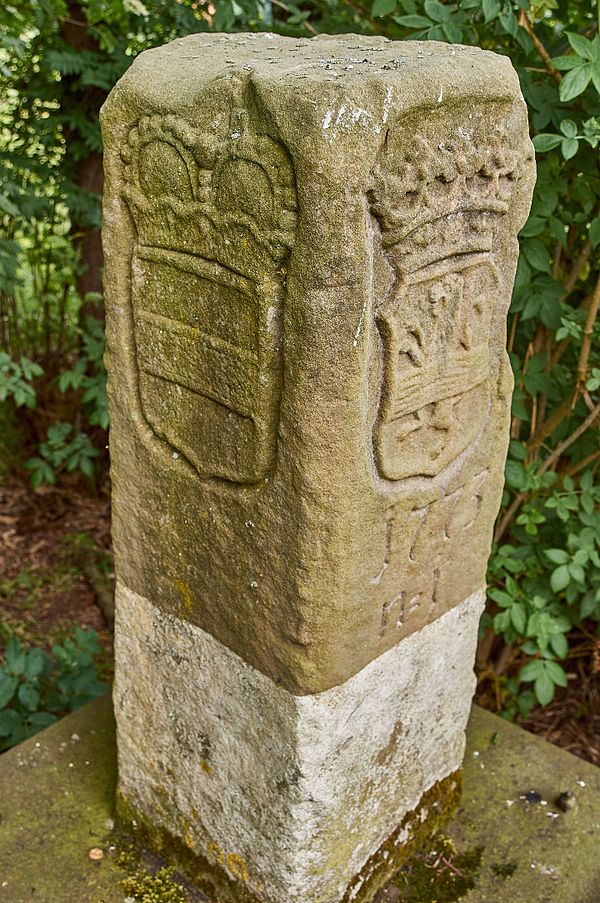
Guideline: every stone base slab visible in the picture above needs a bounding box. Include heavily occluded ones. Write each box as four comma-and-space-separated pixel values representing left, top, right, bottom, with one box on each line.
113, 584, 485, 902
1, 695, 599, 902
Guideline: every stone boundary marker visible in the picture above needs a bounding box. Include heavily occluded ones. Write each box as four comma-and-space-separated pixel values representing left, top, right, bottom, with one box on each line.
101, 32, 535, 903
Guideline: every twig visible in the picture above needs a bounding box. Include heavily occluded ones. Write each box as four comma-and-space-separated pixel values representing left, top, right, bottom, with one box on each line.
565, 448, 600, 476
495, 403, 600, 542
577, 272, 600, 388
518, 10, 562, 83
564, 239, 593, 295
537, 402, 600, 477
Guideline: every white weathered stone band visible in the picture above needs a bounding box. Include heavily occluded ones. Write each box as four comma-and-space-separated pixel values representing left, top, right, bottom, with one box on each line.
114, 583, 485, 902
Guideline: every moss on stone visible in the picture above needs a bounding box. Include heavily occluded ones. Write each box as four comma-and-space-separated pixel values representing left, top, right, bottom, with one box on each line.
384, 838, 483, 902
118, 774, 462, 903
342, 772, 463, 903
121, 866, 188, 903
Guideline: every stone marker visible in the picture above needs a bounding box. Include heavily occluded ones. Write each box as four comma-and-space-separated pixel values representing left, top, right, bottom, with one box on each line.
101, 32, 535, 903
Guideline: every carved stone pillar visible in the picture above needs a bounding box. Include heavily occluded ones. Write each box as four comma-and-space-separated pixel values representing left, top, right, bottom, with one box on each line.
101, 33, 535, 903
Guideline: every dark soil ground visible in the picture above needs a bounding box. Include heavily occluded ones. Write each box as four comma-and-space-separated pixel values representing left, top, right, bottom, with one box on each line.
1, 477, 598, 766
0, 479, 114, 681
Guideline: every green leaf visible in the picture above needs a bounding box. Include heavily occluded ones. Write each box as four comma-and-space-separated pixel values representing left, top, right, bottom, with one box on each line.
28, 712, 57, 728
508, 440, 528, 461
552, 55, 585, 71
589, 217, 600, 247
568, 563, 586, 584
0, 709, 22, 737
510, 602, 526, 633
545, 660, 568, 687
442, 21, 463, 41
482, 0, 500, 22
505, 460, 526, 490
373, 0, 397, 16
519, 659, 543, 682
561, 137, 579, 160
18, 682, 40, 712
534, 672, 555, 706
550, 633, 568, 658
550, 564, 570, 592
522, 239, 551, 273
5, 636, 26, 675
395, 13, 432, 26
0, 674, 18, 708
566, 32, 595, 61
24, 648, 46, 679
559, 119, 577, 138
424, 0, 450, 22
544, 549, 569, 565
559, 64, 593, 102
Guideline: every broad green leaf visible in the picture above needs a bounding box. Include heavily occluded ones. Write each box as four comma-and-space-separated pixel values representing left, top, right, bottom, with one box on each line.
28, 712, 57, 728
522, 239, 551, 272
550, 564, 570, 592
482, 0, 500, 21
520, 659, 544, 682
442, 21, 462, 41
534, 672, 555, 705
552, 55, 585, 71
0, 674, 18, 708
510, 602, 526, 633
424, 0, 450, 22
550, 633, 568, 658
0, 709, 22, 737
545, 660, 568, 686
24, 648, 46, 679
561, 137, 579, 159
566, 32, 595, 61
559, 64, 593, 102
373, 0, 397, 16
559, 118, 577, 137
508, 440, 528, 461
568, 563, 586, 583
395, 13, 432, 26
589, 217, 600, 247
544, 549, 569, 565
505, 460, 526, 490
5, 636, 25, 675
18, 682, 39, 712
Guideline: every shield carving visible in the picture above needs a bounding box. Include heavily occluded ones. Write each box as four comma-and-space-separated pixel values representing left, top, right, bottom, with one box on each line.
121, 114, 297, 485
374, 255, 498, 482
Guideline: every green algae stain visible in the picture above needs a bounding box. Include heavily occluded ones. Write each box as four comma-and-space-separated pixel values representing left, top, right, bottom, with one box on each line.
491, 861, 518, 879
388, 838, 484, 903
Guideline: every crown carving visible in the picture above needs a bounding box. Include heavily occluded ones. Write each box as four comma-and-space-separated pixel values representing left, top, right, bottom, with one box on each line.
369, 125, 521, 273
121, 114, 298, 280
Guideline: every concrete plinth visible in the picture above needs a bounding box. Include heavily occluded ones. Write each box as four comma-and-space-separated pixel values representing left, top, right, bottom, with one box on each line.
0, 696, 598, 903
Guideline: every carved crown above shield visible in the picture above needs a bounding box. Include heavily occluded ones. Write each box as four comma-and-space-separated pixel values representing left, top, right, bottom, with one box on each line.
370, 117, 522, 484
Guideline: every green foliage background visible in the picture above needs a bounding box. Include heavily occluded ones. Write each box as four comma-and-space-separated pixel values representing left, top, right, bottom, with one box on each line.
1, 0, 599, 717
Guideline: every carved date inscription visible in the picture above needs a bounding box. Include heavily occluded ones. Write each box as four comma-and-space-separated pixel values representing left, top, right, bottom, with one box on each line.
377, 470, 489, 637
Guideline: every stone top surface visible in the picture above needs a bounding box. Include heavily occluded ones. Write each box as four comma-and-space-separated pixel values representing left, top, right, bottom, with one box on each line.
0, 696, 598, 902
105, 32, 520, 115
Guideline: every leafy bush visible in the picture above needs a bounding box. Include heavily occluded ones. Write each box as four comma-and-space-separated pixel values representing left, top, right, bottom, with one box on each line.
0, 628, 107, 751
1, 0, 599, 714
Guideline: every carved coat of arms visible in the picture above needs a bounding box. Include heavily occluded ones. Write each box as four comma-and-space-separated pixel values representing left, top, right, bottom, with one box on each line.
121, 113, 297, 484
370, 121, 519, 484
